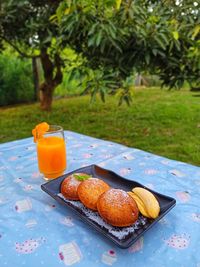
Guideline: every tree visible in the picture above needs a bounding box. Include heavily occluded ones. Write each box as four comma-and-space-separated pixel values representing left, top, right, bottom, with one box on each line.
57, 0, 199, 98
0, 0, 199, 110
0, 0, 63, 110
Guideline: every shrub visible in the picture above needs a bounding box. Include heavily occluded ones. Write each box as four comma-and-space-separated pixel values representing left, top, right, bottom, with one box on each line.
0, 54, 34, 106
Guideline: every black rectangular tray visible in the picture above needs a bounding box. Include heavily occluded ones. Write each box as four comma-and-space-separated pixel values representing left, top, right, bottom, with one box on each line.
41, 164, 176, 248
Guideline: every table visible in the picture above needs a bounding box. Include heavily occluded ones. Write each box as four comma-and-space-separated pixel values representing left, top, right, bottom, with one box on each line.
0, 131, 200, 267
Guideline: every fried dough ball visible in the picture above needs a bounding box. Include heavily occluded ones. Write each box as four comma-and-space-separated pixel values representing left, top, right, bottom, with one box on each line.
77, 178, 110, 210
61, 173, 88, 200
97, 188, 139, 227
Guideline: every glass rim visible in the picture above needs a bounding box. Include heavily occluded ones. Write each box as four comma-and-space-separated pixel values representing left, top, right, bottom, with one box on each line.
36, 125, 64, 138
45, 125, 64, 134
35, 125, 65, 141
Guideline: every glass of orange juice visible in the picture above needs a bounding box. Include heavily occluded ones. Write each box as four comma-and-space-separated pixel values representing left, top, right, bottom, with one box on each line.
36, 125, 66, 180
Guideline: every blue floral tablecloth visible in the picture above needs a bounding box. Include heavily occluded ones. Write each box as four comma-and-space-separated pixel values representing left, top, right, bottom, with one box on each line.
0, 131, 200, 267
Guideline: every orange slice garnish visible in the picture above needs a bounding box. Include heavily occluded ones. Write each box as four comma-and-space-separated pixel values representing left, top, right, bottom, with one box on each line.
32, 122, 49, 142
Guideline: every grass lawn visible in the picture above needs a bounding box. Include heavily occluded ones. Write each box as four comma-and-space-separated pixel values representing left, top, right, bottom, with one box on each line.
0, 88, 199, 166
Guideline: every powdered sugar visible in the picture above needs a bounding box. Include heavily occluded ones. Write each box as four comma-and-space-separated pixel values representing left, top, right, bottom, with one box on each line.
84, 178, 104, 185
63, 173, 88, 187
100, 189, 130, 208
67, 176, 81, 187
57, 193, 148, 240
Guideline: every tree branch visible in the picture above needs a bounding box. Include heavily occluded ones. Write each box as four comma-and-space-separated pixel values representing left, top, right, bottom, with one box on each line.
0, 35, 40, 59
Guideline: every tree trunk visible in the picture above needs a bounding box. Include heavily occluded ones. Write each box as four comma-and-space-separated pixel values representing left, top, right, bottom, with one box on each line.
39, 48, 63, 111
32, 58, 40, 101
39, 82, 55, 111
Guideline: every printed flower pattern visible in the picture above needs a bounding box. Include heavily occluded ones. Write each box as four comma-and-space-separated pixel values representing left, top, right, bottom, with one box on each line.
15, 238, 45, 254
165, 234, 190, 250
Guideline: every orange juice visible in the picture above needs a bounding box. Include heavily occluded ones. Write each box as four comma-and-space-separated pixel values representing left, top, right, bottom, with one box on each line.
37, 136, 66, 179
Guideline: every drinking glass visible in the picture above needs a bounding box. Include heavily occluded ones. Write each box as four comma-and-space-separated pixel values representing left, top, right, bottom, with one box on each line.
36, 125, 66, 180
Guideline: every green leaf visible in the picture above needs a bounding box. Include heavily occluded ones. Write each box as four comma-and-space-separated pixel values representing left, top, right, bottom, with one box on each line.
159, 33, 169, 46
108, 37, 122, 52
116, 0, 122, 10
56, 2, 67, 23
145, 53, 150, 65
174, 40, 181, 51
43, 35, 52, 44
172, 31, 179, 40
96, 30, 102, 47
88, 35, 96, 47
49, 14, 57, 23
88, 23, 98, 36
108, 25, 116, 39
192, 25, 200, 40
74, 173, 91, 181
152, 49, 157, 56
155, 36, 166, 50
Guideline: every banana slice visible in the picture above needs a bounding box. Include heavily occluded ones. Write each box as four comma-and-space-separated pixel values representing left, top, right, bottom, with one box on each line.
132, 187, 160, 219
128, 191, 150, 218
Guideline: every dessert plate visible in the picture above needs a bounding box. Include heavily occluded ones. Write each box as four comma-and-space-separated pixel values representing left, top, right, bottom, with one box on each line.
41, 165, 176, 248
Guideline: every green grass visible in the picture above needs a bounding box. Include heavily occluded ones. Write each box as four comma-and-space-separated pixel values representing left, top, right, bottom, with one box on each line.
0, 88, 200, 166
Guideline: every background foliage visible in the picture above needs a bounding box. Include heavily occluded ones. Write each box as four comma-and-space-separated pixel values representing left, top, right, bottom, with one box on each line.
0, 54, 34, 106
